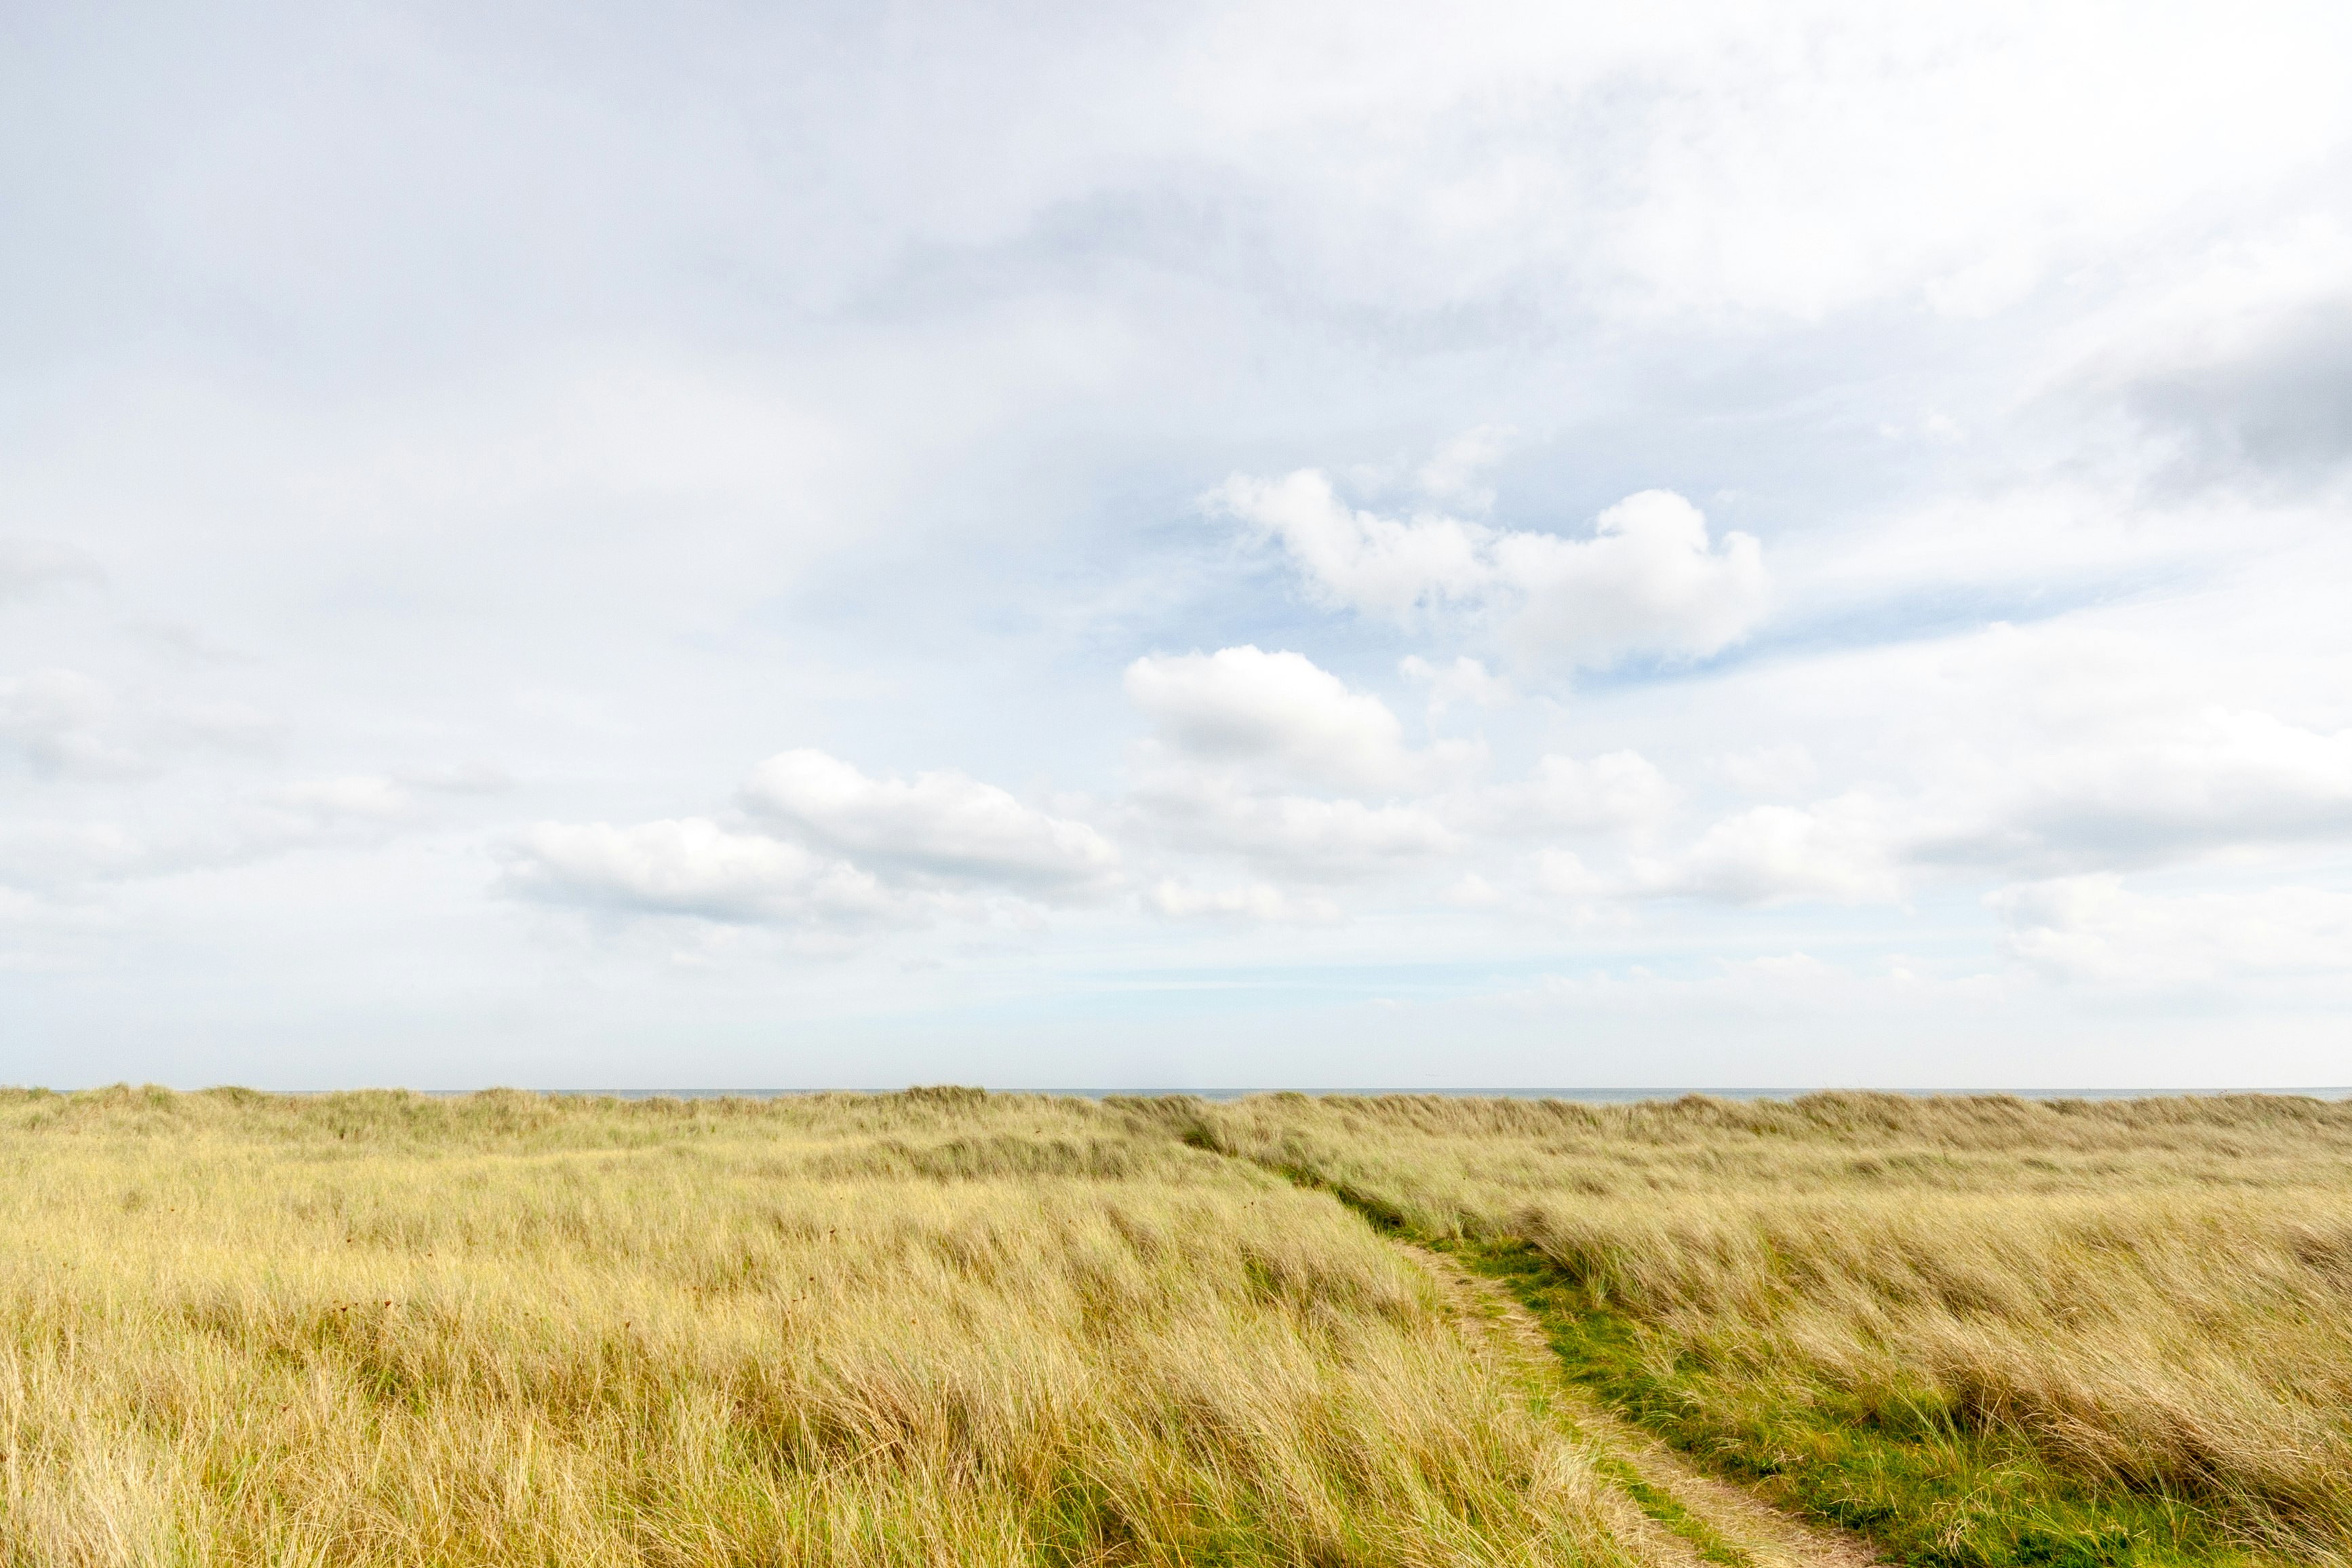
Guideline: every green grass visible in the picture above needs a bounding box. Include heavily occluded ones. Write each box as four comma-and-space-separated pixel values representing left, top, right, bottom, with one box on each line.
1457, 1238, 2265, 1568
1257, 1150, 2272, 1567
1239, 1158, 1758, 1565
1194, 1092, 2351, 1566
1573, 1447, 1753, 1568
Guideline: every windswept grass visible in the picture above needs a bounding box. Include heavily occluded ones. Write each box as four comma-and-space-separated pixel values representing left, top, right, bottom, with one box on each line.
0, 1086, 1639, 1568
18, 1084, 2343, 1566
1191, 1092, 2352, 1567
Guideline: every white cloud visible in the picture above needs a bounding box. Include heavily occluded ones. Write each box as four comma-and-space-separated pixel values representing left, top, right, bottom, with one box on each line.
1989, 876, 2352, 986
1221, 471, 1767, 671
1147, 878, 1339, 924
1709, 743, 1818, 798
504, 819, 905, 926
1214, 471, 1496, 621
1639, 798, 1902, 905
1122, 647, 1684, 897
1122, 648, 1489, 880
1459, 751, 1674, 836
1137, 777, 1461, 880
507, 749, 1126, 933
1441, 871, 1502, 907
276, 776, 414, 821
1867, 685, 2352, 877
1126, 645, 1478, 793
1988, 709, 2352, 866
501, 738, 1137, 930
741, 748, 1118, 893
1533, 850, 1608, 899
1492, 490, 1769, 669
1413, 425, 1514, 511
1580, 683, 2352, 911
1400, 654, 1512, 714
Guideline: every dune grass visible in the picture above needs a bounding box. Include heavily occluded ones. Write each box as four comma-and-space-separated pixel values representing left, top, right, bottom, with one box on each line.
0, 1085, 1641, 1568
1187, 1091, 2352, 1567
15, 1084, 2346, 1567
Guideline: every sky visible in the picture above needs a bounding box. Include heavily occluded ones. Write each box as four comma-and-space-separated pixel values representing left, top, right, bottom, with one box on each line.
6, 1, 2352, 1090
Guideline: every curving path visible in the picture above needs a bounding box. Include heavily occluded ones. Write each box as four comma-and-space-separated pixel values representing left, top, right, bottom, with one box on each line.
1405, 1240, 1883, 1568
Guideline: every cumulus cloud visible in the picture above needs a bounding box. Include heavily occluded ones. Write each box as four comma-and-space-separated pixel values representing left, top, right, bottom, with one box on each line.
1121, 647, 1497, 882
1120, 644, 1691, 898
1491, 491, 1770, 669
1215, 471, 1494, 621
1989, 876, 2352, 986
507, 748, 1122, 930
1219, 471, 1767, 671
1125, 646, 1478, 793
741, 748, 1118, 893
504, 819, 905, 926
1110, 611, 2352, 921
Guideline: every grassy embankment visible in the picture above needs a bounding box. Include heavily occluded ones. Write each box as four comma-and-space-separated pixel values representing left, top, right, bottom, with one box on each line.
1189, 1092, 2352, 1568
0, 1086, 1641, 1568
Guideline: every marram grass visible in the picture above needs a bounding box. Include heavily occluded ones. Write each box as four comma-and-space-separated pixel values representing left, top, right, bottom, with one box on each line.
11, 1084, 2351, 1567
0, 1086, 1637, 1567
1190, 1090, 2352, 1567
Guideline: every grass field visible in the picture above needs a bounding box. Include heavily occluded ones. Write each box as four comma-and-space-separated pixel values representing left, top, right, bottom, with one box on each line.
6, 1086, 2349, 1567
1191, 1092, 2352, 1567
0, 1086, 1636, 1567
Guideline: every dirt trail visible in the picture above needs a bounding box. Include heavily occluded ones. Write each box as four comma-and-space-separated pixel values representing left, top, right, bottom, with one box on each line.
1406, 1240, 1881, 1568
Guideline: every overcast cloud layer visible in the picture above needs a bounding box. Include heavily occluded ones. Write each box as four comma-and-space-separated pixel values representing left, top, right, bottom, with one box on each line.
7, 1, 2352, 1089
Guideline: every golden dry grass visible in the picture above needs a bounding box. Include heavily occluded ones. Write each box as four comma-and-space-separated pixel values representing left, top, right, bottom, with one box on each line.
0, 1085, 1641, 1568
1190, 1091, 2352, 1562
18, 1084, 2344, 1566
